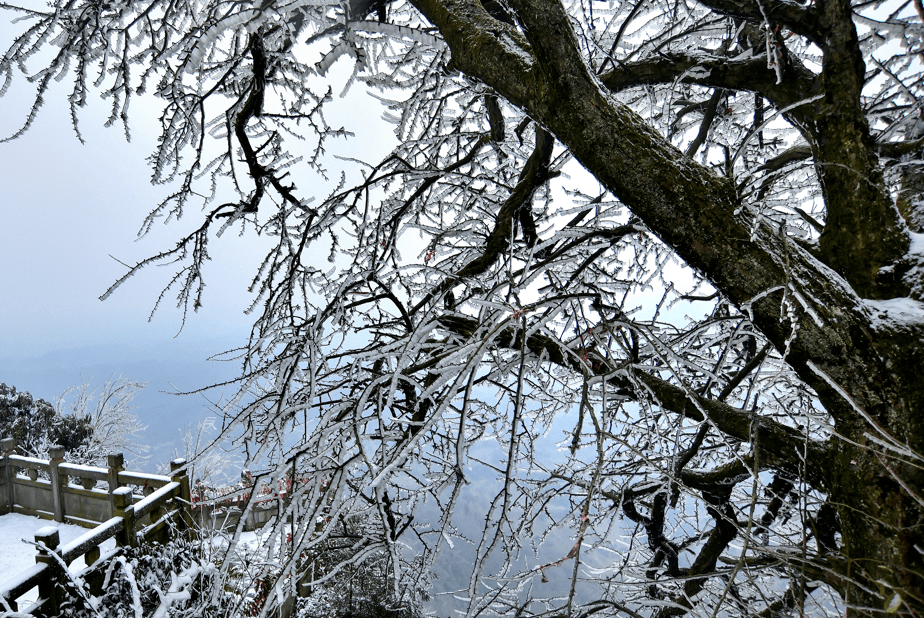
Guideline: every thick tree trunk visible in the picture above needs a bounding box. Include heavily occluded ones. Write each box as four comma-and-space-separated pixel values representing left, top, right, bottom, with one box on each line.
827, 325, 924, 614
898, 161, 924, 234
810, 0, 910, 299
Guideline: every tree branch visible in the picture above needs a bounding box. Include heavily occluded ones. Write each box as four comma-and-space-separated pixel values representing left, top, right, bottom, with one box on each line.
409, 126, 554, 315
600, 52, 819, 125
876, 135, 924, 159
435, 313, 829, 485
692, 0, 822, 43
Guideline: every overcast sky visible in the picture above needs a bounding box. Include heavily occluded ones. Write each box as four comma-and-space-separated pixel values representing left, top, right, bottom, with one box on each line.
0, 16, 396, 467
0, 83, 257, 465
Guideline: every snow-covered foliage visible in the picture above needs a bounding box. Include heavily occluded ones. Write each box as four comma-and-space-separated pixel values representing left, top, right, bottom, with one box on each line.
54, 536, 233, 618
292, 517, 429, 618
2, 0, 923, 615
0, 378, 147, 466
161, 419, 241, 490
54, 376, 149, 466
0, 383, 93, 458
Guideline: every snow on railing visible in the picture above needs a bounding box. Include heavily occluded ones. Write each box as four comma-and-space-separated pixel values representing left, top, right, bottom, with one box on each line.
0, 438, 192, 615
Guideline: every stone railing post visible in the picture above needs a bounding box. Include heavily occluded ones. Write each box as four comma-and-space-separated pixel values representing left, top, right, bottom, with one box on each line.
1, 437, 16, 515
47, 445, 65, 523
170, 458, 192, 533
107, 453, 124, 516
35, 526, 61, 616
113, 487, 136, 548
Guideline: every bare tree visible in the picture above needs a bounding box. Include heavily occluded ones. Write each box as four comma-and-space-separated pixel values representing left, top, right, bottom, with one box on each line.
2, 0, 923, 615
166, 417, 241, 490
55, 375, 149, 465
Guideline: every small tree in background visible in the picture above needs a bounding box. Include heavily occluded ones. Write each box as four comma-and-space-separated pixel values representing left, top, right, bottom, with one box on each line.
296, 548, 429, 618
54, 375, 149, 466
292, 516, 428, 618
164, 417, 242, 493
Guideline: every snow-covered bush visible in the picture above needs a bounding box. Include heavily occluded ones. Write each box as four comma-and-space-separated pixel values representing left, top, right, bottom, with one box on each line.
0, 383, 92, 458
56, 536, 234, 618
296, 561, 427, 618
217, 513, 427, 618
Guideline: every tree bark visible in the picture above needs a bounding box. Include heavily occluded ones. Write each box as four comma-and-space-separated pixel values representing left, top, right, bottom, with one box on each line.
808, 0, 910, 298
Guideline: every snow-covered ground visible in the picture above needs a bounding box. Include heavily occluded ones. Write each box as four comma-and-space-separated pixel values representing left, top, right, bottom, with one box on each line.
0, 513, 117, 605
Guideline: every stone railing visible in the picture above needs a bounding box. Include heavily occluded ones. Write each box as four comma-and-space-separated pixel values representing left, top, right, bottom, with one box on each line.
0, 438, 192, 616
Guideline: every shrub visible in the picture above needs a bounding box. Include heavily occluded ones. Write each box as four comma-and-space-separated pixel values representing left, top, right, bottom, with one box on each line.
0, 383, 92, 457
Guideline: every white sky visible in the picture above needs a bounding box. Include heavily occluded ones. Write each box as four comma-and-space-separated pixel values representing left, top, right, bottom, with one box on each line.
0, 11, 269, 358
0, 14, 397, 466
0, 62, 271, 465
